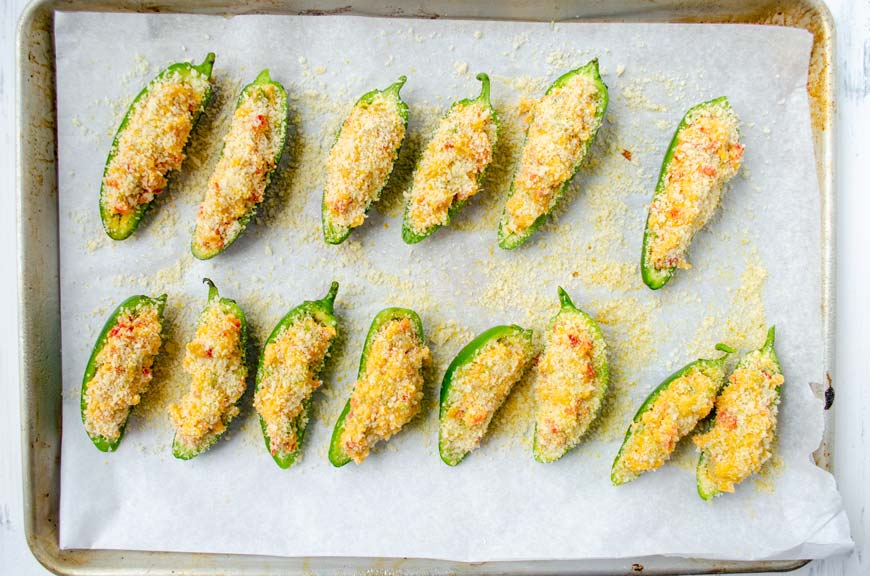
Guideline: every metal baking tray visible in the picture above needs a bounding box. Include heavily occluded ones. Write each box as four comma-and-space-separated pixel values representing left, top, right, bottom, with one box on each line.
17, 0, 836, 573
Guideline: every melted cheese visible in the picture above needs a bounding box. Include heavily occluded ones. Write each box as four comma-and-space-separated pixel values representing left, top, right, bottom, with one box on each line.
102, 71, 209, 216
647, 104, 744, 270
406, 101, 496, 234
503, 73, 603, 236
534, 312, 605, 461
254, 316, 335, 456
324, 92, 405, 231
83, 302, 162, 440
340, 317, 430, 463
440, 332, 532, 462
694, 353, 783, 493
194, 83, 284, 253
168, 300, 246, 451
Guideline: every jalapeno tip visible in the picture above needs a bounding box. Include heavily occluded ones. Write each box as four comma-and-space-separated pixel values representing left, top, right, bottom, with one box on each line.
323, 281, 340, 306
557, 286, 574, 308
714, 342, 736, 355
202, 277, 219, 301
475, 72, 491, 102
196, 52, 216, 77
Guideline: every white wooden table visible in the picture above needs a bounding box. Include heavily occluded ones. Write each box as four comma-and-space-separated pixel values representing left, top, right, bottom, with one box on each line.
1, 0, 867, 573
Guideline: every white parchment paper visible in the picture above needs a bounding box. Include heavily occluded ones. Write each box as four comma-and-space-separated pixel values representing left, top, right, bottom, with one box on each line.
55, 12, 851, 562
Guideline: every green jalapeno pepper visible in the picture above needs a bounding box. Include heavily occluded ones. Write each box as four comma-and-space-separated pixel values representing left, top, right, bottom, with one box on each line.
100, 53, 215, 240
322, 76, 409, 244
171, 278, 248, 460
533, 287, 609, 463
401, 73, 499, 243
80, 294, 167, 452
611, 343, 734, 485
696, 327, 782, 499
191, 69, 289, 259
255, 282, 339, 469
328, 307, 427, 467
641, 96, 744, 289
438, 325, 535, 466
497, 59, 608, 250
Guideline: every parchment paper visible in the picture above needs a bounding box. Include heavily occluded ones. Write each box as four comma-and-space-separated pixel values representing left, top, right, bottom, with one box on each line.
54, 12, 852, 561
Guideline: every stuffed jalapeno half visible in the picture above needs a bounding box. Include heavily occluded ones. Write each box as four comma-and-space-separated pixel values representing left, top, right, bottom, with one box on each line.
322, 76, 409, 244
81, 294, 167, 451
533, 288, 609, 463
641, 96, 745, 289
694, 327, 783, 499
611, 343, 734, 485
192, 69, 289, 259
254, 282, 339, 468
168, 279, 248, 459
402, 73, 498, 243
439, 325, 535, 466
498, 59, 608, 249
328, 308, 430, 466
100, 53, 215, 240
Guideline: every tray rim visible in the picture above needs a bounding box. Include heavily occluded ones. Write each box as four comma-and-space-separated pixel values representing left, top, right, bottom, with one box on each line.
17, 0, 836, 574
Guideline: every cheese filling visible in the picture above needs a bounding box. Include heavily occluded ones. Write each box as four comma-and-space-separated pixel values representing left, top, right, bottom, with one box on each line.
616, 367, 721, 481
102, 71, 209, 216
324, 92, 405, 230
694, 353, 783, 493
340, 317, 430, 463
503, 73, 603, 236
647, 104, 744, 270
254, 316, 336, 456
440, 333, 532, 462
83, 303, 163, 440
534, 312, 604, 461
168, 301, 246, 450
194, 84, 284, 253
406, 102, 495, 234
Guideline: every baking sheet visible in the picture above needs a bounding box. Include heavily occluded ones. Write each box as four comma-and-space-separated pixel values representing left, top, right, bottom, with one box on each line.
54, 11, 851, 562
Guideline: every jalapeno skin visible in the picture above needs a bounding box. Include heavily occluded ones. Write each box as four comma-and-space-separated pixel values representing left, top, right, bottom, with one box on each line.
100, 53, 215, 241
497, 59, 608, 250
611, 343, 734, 485
191, 69, 289, 260
532, 287, 609, 463
401, 73, 499, 244
696, 327, 782, 500
255, 282, 339, 469
80, 294, 168, 452
438, 324, 535, 466
640, 96, 740, 290
171, 278, 248, 460
322, 76, 409, 245
328, 307, 425, 467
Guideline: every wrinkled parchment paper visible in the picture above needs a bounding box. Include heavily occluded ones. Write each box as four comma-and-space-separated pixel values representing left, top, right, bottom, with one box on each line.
55, 11, 851, 562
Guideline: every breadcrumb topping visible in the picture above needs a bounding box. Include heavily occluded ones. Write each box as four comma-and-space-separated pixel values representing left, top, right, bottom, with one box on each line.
503, 73, 604, 236
534, 312, 606, 461
340, 317, 430, 463
647, 103, 744, 270
440, 332, 533, 463
324, 92, 406, 231
405, 101, 496, 234
168, 300, 246, 451
102, 71, 210, 216
615, 365, 724, 482
694, 352, 783, 493
254, 316, 336, 456
84, 302, 163, 440
194, 83, 284, 253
